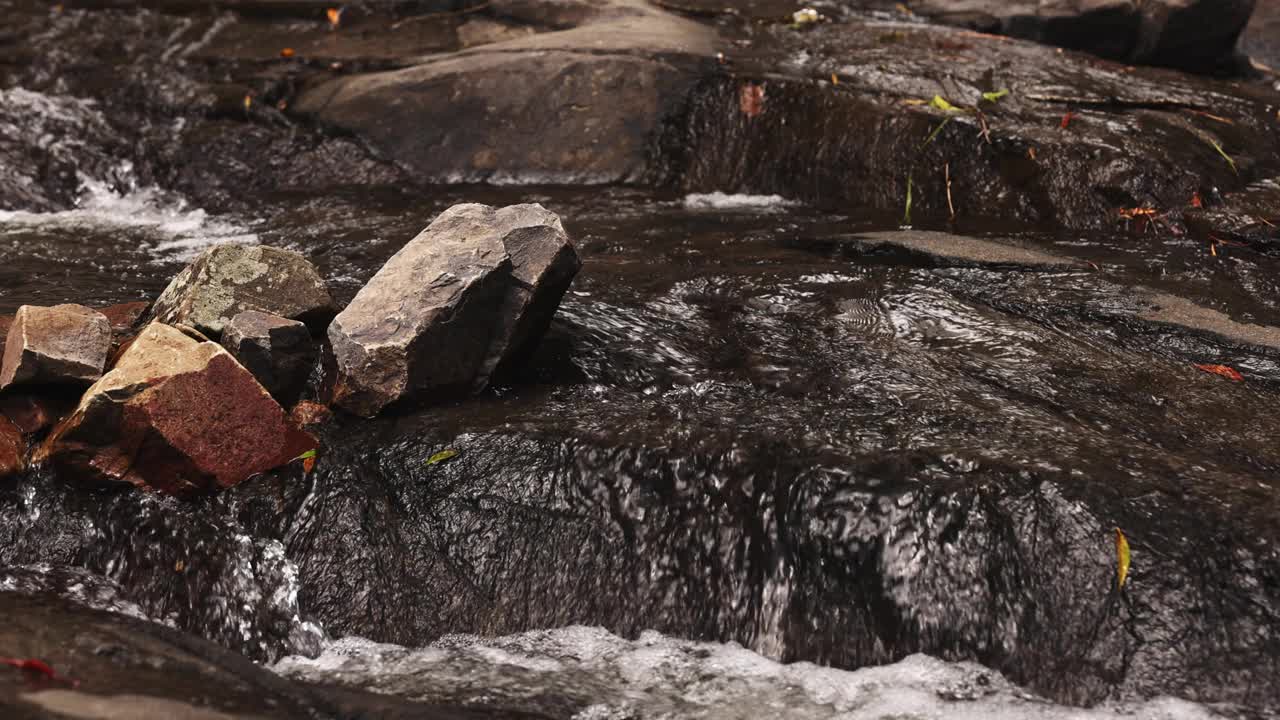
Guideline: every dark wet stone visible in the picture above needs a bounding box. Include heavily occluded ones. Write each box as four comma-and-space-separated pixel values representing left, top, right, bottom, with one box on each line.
150, 245, 336, 338
223, 311, 315, 408
0, 305, 111, 390
40, 323, 315, 496
0, 589, 530, 720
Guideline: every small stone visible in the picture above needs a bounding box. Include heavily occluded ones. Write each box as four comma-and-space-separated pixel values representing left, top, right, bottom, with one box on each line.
41, 322, 315, 496
0, 304, 111, 389
0, 415, 24, 479
223, 311, 316, 407
150, 244, 336, 338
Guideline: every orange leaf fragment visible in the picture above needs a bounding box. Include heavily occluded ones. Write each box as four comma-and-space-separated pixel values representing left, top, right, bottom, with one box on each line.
280, 47, 295, 58
739, 82, 765, 118
326, 7, 342, 29
1194, 363, 1244, 382
1060, 112, 1077, 129
1189, 191, 1203, 208
302, 456, 316, 474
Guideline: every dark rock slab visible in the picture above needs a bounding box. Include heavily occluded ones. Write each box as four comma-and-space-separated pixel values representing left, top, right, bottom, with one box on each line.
40, 323, 315, 496
0, 590, 531, 720
833, 230, 1086, 270
327, 204, 515, 417
860, 0, 1255, 72
0, 391, 81, 437
150, 245, 336, 339
223, 311, 316, 407
292, 0, 714, 185
0, 305, 111, 390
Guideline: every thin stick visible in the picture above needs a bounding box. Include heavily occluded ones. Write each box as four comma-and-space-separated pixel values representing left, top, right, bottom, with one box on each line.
945, 162, 955, 220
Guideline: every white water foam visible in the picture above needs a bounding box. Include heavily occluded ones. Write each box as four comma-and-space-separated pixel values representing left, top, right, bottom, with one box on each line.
274, 626, 1221, 719
683, 192, 797, 211
0, 167, 258, 261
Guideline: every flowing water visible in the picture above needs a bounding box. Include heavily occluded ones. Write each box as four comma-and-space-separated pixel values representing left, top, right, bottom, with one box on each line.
3, 85, 1280, 717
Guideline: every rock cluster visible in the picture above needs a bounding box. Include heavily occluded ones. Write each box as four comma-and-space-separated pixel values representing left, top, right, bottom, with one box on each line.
3, 203, 579, 493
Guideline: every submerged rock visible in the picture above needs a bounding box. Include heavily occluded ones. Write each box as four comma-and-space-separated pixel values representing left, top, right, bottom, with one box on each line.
0, 304, 111, 390
329, 203, 579, 416
40, 322, 314, 496
150, 244, 336, 338
223, 311, 316, 408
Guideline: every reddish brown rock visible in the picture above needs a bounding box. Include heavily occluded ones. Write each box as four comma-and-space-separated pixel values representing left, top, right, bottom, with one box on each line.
0, 415, 24, 479
0, 304, 111, 389
41, 322, 315, 496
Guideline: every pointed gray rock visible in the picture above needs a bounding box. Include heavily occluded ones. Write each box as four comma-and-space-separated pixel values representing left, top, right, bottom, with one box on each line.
327, 204, 515, 416
328, 203, 579, 417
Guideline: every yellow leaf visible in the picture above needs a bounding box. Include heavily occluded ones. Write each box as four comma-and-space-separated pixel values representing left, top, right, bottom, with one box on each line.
930, 94, 961, 112
1115, 527, 1130, 590
427, 449, 458, 466
981, 89, 1009, 103
243, 94, 252, 111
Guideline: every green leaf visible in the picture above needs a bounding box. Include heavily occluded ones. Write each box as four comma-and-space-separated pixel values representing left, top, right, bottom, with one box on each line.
921, 116, 953, 149
981, 88, 1009, 103
427, 449, 459, 466
1208, 138, 1238, 176
930, 95, 961, 112
293, 449, 317, 462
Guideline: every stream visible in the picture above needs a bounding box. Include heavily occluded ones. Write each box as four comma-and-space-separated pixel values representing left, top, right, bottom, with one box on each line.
3, 1, 1280, 717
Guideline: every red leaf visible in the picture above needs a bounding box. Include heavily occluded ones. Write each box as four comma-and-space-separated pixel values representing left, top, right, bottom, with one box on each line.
1060, 112, 1077, 129
1194, 364, 1244, 382
2, 658, 57, 679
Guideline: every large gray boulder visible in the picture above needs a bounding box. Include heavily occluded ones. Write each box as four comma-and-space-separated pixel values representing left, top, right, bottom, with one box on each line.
0, 304, 111, 389
328, 203, 579, 417
150, 244, 336, 338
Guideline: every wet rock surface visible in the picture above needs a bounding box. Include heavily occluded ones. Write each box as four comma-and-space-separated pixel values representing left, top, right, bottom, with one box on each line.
41, 323, 315, 495
0, 305, 111, 389
150, 245, 335, 338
